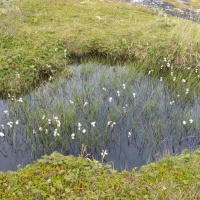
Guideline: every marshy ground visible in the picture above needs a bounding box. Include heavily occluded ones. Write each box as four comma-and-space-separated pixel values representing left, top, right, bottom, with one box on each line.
0, 0, 200, 199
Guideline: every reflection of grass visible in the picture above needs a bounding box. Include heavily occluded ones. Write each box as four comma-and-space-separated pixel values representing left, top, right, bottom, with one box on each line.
0, 150, 200, 199
0, 0, 200, 96
1, 63, 199, 171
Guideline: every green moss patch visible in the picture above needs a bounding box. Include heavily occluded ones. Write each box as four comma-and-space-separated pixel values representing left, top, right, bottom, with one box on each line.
0, 150, 200, 199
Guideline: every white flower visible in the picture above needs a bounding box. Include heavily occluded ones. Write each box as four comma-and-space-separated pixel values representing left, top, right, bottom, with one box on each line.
183, 121, 187, 125
0, 132, 4, 137
107, 121, 112, 125
82, 129, 86, 133
133, 93, 136, 97
39, 127, 43, 131
78, 122, 82, 127
56, 120, 61, 127
109, 97, 113, 102
122, 84, 126, 89
69, 100, 74, 104
117, 91, 120, 97
101, 150, 108, 159
84, 102, 88, 106
102, 87, 107, 91
170, 72, 173, 76
3, 110, 9, 115
53, 116, 58, 120
42, 115, 46, 119
54, 129, 60, 137
71, 133, 75, 139
1, 124, 4, 129
91, 122, 96, 127
128, 132, 131, 137
189, 119, 193, 124
164, 58, 167, 62
78, 123, 82, 130
45, 129, 48, 134
15, 120, 19, 125
101, 150, 108, 157
167, 63, 170, 68
18, 98, 23, 103
169, 101, 175, 105
173, 77, 176, 81
160, 77, 163, 81
177, 95, 180, 98
182, 79, 186, 83
111, 122, 116, 128
185, 88, 189, 94
33, 129, 36, 134
7, 122, 13, 128
48, 119, 51, 124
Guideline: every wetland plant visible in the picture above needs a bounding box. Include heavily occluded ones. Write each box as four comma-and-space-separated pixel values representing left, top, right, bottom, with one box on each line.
0, 62, 199, 170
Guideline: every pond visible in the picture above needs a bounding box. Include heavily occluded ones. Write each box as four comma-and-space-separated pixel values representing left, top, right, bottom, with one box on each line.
0, 63, 199, 171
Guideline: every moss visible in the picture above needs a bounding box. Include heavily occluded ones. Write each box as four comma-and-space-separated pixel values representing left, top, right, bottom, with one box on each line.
0, 150, 200, 199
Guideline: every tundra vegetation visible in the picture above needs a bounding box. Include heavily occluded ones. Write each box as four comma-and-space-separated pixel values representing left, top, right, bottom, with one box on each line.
0, 0, 200, 199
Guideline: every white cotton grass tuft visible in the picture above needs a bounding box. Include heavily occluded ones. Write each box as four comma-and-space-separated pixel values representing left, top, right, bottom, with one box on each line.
71, 133, 75, 139
84, 102, 88, 106
54, 129, 60, 137
0, 132, 4, 137
91, 122, 96, 127
82, 129, 86, 133
107, 121, 112, 125
109, 97, 113, 102
128, 132, 131, 137
189, 119, 193, 124
182, 121, 186, 125
182, 79, 186, 83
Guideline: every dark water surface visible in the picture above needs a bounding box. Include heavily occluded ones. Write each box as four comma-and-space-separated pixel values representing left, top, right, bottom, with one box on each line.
0, 64, 199, 171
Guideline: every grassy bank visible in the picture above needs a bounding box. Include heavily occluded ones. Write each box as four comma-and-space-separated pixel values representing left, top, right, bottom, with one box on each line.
0, 150, 200, 199
0, 0, 200, 96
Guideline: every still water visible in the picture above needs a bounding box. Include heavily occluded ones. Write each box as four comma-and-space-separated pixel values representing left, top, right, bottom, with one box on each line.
0, 64, 199, 171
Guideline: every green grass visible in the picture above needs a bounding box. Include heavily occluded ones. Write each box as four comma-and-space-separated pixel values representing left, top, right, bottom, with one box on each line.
0, 0, 200, 96
163, 0, 200, 10
0, 150, 200, 199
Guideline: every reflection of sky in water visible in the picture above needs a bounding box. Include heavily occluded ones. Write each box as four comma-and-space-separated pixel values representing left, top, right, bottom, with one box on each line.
0, 64, 199, 171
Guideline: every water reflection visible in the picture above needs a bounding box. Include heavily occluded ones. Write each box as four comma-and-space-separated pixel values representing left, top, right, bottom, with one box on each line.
0, 64, 199, 171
